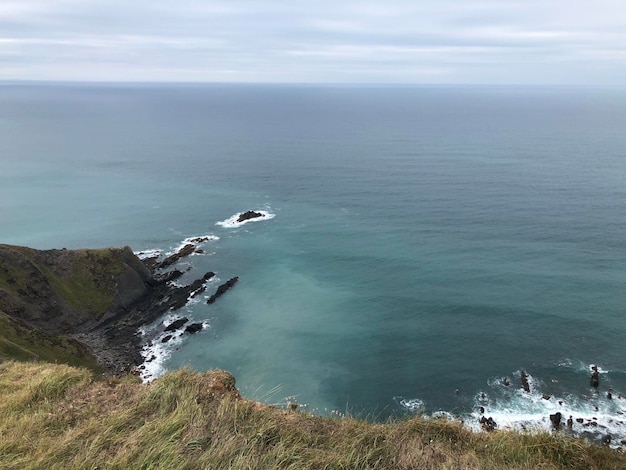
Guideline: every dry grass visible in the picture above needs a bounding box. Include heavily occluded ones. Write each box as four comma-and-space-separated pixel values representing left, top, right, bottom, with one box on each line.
0, 360, 624, 470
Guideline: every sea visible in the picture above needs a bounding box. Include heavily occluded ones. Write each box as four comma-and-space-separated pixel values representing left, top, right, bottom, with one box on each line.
1, 82, 626, 445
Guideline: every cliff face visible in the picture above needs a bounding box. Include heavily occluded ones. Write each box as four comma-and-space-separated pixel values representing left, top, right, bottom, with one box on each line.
0, 244, 211, 373
0, 245, 150, 370
0, 245, 143, 333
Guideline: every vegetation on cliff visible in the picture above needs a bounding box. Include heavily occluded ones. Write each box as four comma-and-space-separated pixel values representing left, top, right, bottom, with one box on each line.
0, 361, 624, 470
0, 244, 136, 370
0, 243, 214, 374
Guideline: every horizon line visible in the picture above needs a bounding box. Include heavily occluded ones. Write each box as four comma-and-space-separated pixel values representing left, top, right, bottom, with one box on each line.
1, 79, 624, 89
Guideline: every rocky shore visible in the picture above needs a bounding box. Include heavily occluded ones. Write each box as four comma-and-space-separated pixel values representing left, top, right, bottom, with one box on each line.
82, 240, 241, 375
0, 240, 239, 376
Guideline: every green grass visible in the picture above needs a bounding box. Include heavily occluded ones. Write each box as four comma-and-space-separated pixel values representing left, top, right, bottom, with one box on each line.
10, 246, 127, 317
0, 361, 623, 470
0, 311, 101, 371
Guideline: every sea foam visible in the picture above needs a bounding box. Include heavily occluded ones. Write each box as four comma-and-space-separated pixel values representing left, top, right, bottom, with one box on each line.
399, 367, 626, 448
138, 313, 210, 383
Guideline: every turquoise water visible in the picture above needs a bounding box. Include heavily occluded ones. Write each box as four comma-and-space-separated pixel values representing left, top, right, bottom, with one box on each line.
2, 83, 626, 441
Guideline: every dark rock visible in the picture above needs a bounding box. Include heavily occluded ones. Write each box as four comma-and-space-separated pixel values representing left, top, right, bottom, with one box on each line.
237, 210, 265, 223
521, 370, 531, 393
148, 269, 184, 286
567, 416, 573, 428
549, 412, 562, 429
480, 416, 497, 432
607, 392, 613, 400
542, 394, 551, 400
157, 244, 196, 269
188, 237, 210, 244
603, 434, 612, 446
164, 317, 189, 332
185, 323, 203, 334
502, 377, 510, 386
591, 365, 600, 388
576, 418, 584, 423
161, 335, 172, 343
207, 277, 239, 304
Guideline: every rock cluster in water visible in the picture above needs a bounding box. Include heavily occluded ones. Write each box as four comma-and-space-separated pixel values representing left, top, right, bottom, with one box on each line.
237, 210, 265, 223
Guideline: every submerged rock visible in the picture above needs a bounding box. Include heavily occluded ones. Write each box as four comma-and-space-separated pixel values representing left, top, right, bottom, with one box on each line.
207, 277, 239, 304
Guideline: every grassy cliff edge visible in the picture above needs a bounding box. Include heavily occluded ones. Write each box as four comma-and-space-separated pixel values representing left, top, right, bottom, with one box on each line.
0, 361, 624, 469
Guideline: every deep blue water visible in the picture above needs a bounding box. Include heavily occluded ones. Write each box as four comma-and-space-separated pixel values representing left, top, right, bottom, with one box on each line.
1, 83, 626, 441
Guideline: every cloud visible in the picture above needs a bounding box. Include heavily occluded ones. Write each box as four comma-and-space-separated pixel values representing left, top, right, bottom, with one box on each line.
1, 0, 626, 84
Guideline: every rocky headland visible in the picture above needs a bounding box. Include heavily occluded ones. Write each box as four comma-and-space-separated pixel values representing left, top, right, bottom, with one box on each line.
0, 241, 236, 375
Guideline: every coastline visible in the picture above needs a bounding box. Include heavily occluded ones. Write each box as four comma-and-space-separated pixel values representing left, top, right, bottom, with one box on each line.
0, 238, 231, 377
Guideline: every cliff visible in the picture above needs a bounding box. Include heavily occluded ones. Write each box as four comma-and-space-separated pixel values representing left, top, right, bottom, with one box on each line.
0, 243, 212, 373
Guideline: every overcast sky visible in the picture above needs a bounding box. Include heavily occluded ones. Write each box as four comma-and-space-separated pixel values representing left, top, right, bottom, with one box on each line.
2, 0, 626, 84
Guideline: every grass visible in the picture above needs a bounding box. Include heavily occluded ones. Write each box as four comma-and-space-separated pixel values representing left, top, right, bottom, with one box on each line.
0, 311, 101, 371
0, 361, 624, 470
8, 245, 128, 317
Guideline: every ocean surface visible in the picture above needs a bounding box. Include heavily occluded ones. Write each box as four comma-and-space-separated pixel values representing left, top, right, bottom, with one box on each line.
2, 83, 626, 444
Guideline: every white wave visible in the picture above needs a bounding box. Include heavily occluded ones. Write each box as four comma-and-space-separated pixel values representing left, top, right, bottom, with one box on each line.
138, 317, 210, 383
395, 367, 626, 448
135, 248, 162, 259
165, 234, 220, 256
216, 210, 275, 228
465, 392, 626, 448
395, 397, 425, 413
464, 371, 626, 448
557, 359, 611, 375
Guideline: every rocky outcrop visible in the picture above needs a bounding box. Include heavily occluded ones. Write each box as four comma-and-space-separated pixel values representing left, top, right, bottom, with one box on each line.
521, 370, 531, 393
0, 242, 226, 375
185, 323, 203, 334
479, 416, 497, 432
591, 366, 600, 388
207, 277, 239, 304
164, 317, 189, 332
550, 412, 562, 429
237, 211, 265, 223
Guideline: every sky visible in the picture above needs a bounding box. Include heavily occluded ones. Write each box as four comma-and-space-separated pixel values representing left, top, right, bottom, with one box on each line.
1, 0, 626, 84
